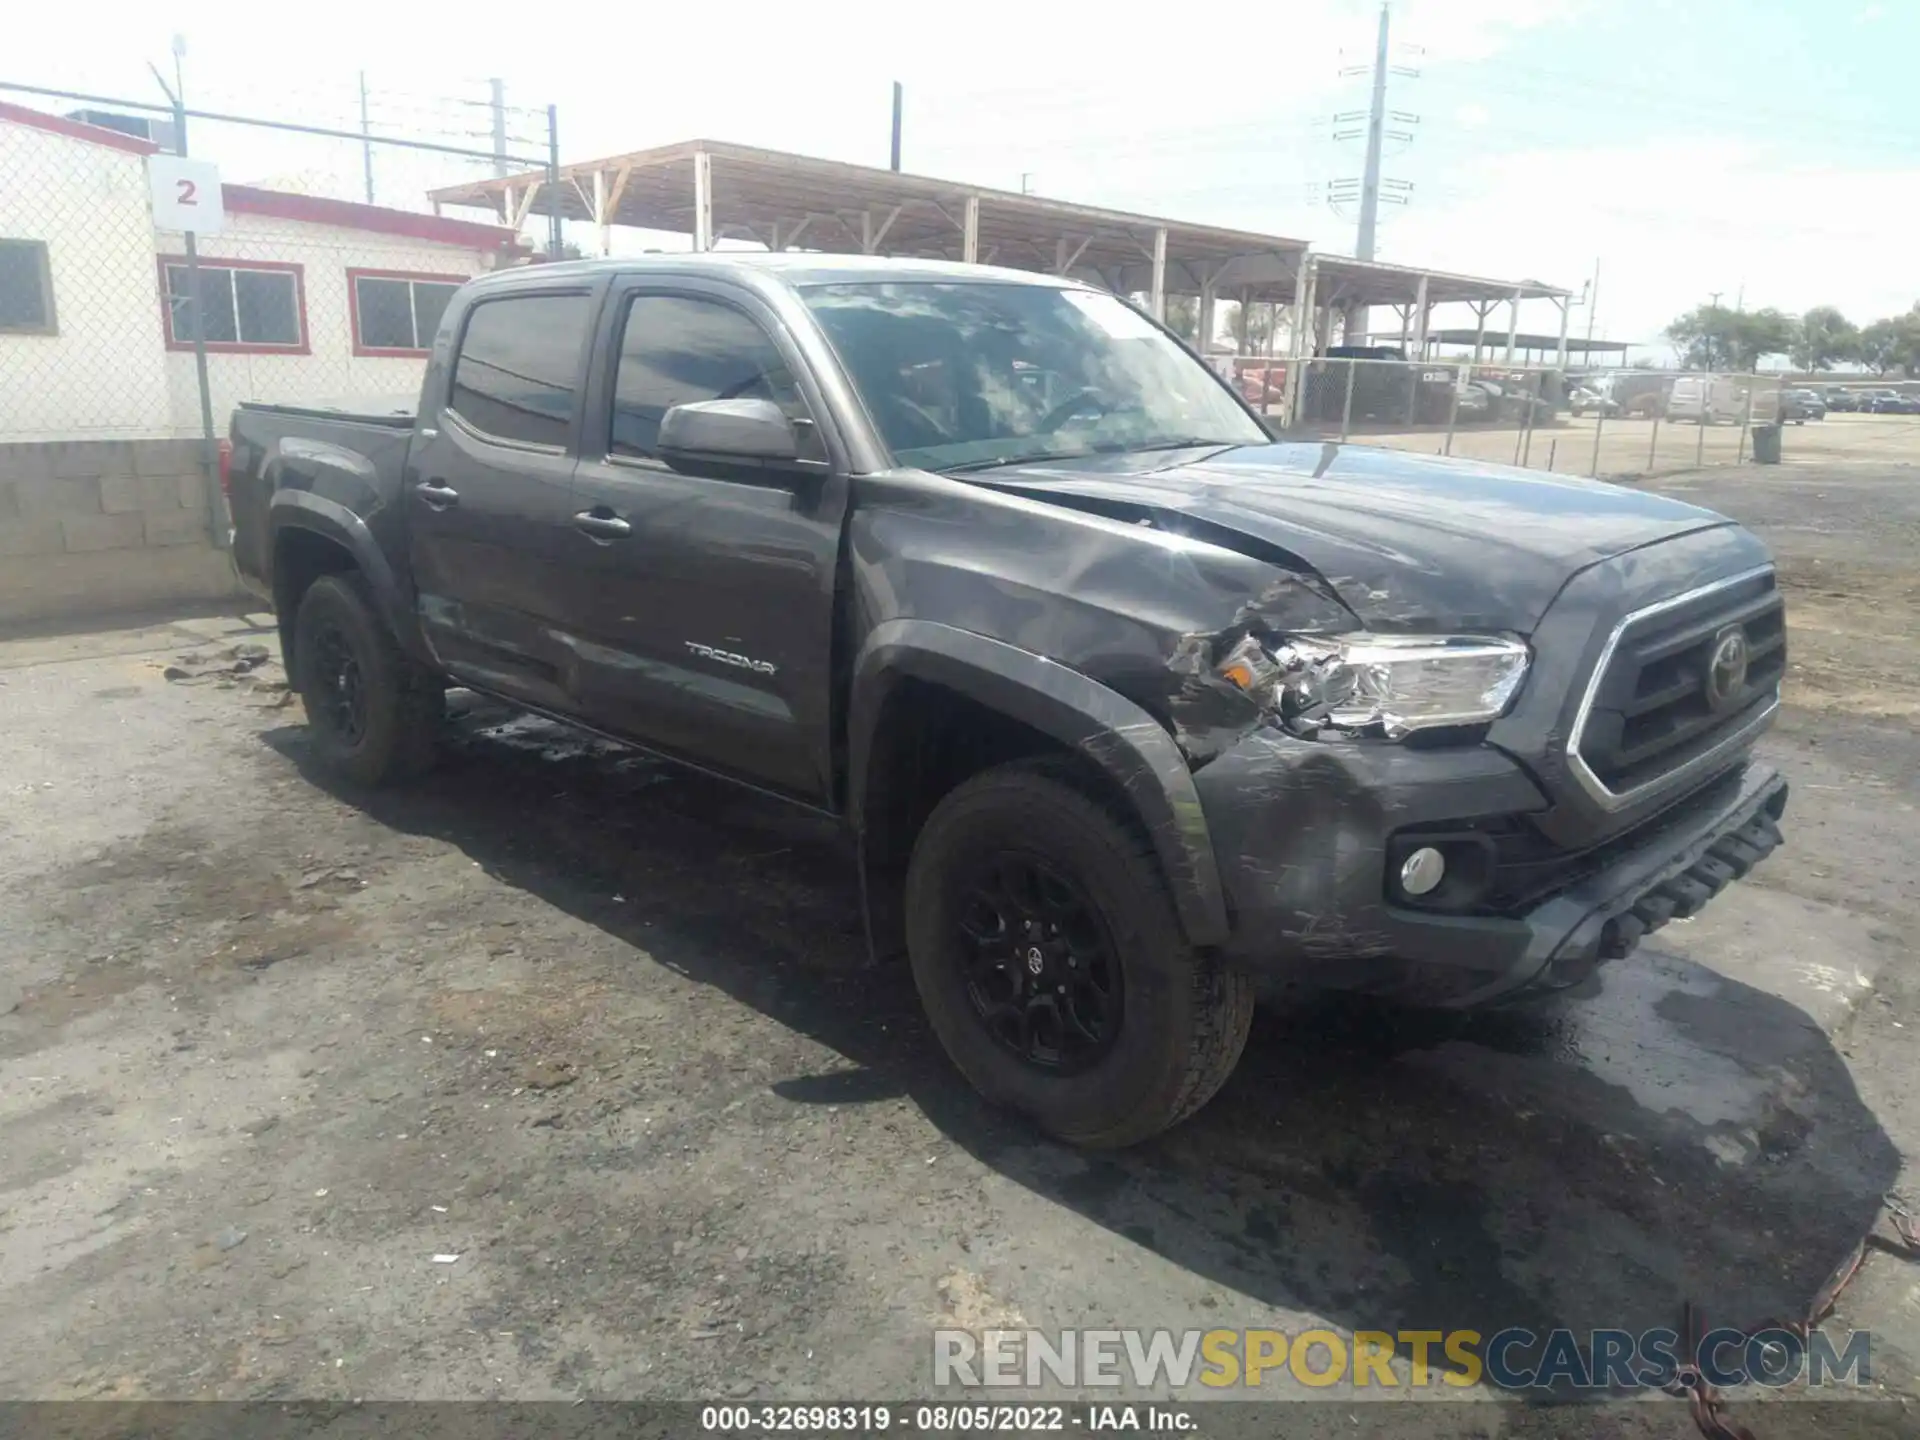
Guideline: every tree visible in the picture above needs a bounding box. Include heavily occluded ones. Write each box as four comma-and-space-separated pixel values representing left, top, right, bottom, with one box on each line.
1220, 301, 1280, 354
1792, 306, 1859, 372
1857, 318, 1901, 375
1160, 295, 1200, 343
1665, 304, 1739, 369
1665, 302, 1796, 370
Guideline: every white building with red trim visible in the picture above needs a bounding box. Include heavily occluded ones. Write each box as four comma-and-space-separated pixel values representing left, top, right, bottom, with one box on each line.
1, 101, 523, 443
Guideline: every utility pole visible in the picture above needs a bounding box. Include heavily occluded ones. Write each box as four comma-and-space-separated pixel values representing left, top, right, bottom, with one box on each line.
358, 71, 374, 204
1356, 1, 1390, 263
1584, 258, 1601, 345
489, 77, 508, 178
150, 37, 223, 551
889, 82, 903, 171
545, 103, 562, 258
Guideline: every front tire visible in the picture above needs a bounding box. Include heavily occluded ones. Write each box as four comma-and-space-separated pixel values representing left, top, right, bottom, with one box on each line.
293, 573, 443, 788
904, 759, 1253, 1148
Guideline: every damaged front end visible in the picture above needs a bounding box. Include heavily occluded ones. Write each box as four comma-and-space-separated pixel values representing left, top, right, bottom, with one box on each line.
1163, 591, 1532, 765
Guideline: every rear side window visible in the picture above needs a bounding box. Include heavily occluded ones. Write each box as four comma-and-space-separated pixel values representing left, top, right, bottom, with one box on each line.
449, 293, 591, 448
611, 293, 808, 459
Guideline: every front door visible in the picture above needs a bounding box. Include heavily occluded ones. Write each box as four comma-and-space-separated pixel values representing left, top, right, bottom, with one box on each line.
408, 283, 598, 713
562, 280, 849, 802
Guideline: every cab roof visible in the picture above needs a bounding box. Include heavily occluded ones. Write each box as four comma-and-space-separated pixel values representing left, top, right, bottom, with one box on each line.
469, 252, 1080, 293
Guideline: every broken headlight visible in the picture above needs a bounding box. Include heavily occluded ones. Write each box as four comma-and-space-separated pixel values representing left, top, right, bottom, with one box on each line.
1217, 632, 1529, 739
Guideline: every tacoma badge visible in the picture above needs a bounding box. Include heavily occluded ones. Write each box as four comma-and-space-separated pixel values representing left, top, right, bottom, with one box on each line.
685, 641, 777, 676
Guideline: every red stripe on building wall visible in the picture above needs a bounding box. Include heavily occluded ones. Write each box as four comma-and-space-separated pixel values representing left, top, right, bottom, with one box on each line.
0, 100, 160, 154
222, 186, 521, 250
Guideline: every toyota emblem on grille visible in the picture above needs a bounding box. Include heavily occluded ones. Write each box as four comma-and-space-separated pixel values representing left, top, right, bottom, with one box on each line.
1704, 625, 1751, 712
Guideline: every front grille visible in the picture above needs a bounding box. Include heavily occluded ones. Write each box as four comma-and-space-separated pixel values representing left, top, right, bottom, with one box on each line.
1573, 567, 1785, 798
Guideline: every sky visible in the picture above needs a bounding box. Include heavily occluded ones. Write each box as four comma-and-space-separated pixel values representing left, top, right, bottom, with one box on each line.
8, 0, 1917, 356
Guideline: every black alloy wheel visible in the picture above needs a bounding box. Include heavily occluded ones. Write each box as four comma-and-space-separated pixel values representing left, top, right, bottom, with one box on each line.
306, 618, 368, 748
292, 573, 443, 788
954, 852, 1123, 1074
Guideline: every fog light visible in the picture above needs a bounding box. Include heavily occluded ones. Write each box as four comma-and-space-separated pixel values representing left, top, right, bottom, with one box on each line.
1400, 846, 1446, 896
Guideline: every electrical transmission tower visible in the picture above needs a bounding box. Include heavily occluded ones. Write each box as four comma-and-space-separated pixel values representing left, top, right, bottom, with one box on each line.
1327, 1, 1420, 264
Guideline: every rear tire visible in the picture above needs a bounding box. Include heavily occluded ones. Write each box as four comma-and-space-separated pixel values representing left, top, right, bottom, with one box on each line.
904, 758, 1254, 1148
293, 573, 443, 788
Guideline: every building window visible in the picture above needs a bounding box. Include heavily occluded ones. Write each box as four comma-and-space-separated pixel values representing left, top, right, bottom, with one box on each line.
0, 239, 57, 335
349, 269, 465, 356
160, 258, 307, 353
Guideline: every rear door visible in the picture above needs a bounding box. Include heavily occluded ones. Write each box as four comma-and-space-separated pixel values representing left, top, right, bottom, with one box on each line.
560, 278, 850, 802
407, 281, 601, 711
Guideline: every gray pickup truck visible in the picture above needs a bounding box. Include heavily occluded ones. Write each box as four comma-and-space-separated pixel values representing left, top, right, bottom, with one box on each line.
227, 254, 1789, 1147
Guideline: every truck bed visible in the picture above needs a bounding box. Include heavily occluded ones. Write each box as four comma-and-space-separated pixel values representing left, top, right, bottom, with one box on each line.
228, 397, 420, 604
236, 395, 418, 429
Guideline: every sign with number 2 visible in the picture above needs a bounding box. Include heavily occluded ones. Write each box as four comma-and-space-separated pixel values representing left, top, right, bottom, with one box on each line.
148, 155, 226, 235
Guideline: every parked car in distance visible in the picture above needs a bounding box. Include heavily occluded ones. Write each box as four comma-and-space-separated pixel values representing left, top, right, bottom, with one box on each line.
225, 254, 1792, 1148
1865, 390, 1919, 415
1576, 372, 1673, 418
1667, 375, 1756, 425
1447, 379, 1494, 421
1234, 362, 1287, 408
1780, 389, 1826, 423
1568, 385, 1622, 418
1822, 388, 1861, 412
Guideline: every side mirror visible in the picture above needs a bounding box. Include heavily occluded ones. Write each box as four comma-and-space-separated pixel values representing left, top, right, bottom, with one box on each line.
657, 398, 801, 466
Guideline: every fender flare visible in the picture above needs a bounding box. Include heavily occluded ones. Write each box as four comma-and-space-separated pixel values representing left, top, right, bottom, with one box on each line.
848, 618, 1229, 948
268, 489, 428, 664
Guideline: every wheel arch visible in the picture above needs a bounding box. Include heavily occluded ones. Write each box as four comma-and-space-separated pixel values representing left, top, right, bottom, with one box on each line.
847, 619, 1229, 961
269, 491, 422, 676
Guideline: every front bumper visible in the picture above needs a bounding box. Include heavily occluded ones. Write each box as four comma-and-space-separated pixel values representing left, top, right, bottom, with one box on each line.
1191, 729, 1788, 1008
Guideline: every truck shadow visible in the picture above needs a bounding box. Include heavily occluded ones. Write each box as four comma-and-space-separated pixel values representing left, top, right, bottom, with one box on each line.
264, 699, 1900, 1396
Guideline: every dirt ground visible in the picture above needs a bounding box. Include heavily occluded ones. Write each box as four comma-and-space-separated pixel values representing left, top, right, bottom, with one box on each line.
5, 459, 1920, 1436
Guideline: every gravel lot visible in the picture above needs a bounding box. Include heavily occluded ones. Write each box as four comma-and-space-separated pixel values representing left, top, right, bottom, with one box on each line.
5, 460, 1920, 1436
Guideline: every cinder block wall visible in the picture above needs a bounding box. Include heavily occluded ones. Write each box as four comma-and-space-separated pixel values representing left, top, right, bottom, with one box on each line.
0, 440, 246, 626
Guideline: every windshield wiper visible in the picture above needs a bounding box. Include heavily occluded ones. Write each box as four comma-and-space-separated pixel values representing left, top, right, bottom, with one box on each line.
935, 437, 1244, 475
936, 449, 1095, 474
1125, 436, 1243, 453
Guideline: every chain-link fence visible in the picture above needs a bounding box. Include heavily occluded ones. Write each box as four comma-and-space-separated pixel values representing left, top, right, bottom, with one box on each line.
1, 83, 551, 613
1, 81, 554, 449
1, 117, 179, 442
1256, 357, 1806, 479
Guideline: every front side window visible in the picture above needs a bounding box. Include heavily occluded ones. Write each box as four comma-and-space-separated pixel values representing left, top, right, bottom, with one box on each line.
351, 270, 463, 355
610, 293, 808, 459
0, 239, 57, 335
448, 292, 592, 448
162, 261, 305, 351
800, 281, 1265, 471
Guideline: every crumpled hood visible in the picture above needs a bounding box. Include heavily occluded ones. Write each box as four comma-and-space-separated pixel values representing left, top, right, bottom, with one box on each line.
972, 440, 1732, 632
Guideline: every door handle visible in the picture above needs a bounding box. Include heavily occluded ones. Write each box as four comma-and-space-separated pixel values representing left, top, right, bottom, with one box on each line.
415, 478, 459, 511
573, 509, 632, 540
